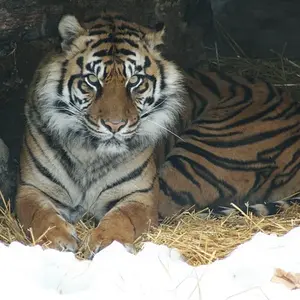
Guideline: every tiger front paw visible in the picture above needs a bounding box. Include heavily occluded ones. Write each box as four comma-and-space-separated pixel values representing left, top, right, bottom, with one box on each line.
34, 218, 79, 252
86, 222, 135, 258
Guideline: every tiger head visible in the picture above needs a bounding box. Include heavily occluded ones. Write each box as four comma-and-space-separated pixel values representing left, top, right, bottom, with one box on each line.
33, 13, 185, 155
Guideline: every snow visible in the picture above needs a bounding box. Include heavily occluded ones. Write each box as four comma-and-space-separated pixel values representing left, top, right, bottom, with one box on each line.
1, 227, 300, 300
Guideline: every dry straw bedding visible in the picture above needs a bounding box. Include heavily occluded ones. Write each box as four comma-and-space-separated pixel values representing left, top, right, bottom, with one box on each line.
1, 53, 300, 266
1, 196, 300, 267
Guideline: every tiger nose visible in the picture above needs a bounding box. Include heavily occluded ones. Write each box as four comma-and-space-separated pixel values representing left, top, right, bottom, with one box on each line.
102, 119, 127, 133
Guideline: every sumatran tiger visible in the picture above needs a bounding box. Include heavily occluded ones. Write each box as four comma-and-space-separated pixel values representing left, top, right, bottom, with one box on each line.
15, 12, 300, 254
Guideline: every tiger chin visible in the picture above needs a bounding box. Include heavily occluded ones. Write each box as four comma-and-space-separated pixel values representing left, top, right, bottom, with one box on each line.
16, 13, 185, 254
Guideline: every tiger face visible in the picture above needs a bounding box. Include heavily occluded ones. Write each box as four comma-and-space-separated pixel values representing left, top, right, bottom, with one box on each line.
35, 13, 185, 155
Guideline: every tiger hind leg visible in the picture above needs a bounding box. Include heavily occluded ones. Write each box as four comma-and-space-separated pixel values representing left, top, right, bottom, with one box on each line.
16, 186, 78, 252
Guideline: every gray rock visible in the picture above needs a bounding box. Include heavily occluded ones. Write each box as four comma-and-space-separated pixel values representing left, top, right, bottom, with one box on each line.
0, 138, 9, 165
0, 138, 17, 209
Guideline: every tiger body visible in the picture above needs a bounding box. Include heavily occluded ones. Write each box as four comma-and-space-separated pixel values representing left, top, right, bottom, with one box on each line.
159, 71, 300, 216
16, 12, 300, 253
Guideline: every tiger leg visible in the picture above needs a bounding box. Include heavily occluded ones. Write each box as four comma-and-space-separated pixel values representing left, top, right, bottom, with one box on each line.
16, 186, 78, 252
87, 190, 159, 254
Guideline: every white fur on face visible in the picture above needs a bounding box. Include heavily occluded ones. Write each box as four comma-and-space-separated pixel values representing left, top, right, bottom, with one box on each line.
30, 31, 185, 157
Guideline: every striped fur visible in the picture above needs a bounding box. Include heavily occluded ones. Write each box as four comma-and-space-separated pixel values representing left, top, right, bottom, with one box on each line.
158, 70, 300, 218
16, 12, 300, 253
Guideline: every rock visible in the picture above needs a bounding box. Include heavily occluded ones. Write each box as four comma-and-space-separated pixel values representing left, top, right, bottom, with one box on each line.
0, 138, 9, 164
0, 138, 17, 209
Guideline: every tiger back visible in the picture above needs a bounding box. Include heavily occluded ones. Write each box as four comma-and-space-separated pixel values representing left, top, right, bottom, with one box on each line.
159, 69, 300, 217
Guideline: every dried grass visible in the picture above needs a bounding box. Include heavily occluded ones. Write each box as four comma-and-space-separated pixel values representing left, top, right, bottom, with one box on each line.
135, 206, 300, 266
1, 191, 300, 267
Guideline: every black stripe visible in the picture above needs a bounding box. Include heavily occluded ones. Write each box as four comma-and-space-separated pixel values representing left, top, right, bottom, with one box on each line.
23, 133, 71, 199
107, 45, 114, 56
217, 98, 251, 109
86, 40, 93, 47
189, 70, 221, 98
159, 177, 196, 206
67, 74, 82, 104
145, 97, 154, 106
114, 37, 138, 48
28, 118, 82, 184
76, 56, 84, 70
144, 56, 151, 69
118, 38, 139, 48
57, 60, 68, 96
156, 60, 165, 90
184, 129, 241, 138
258, 134, 300, 162
168, 155, 237, 198
94, 154, 152, 201
19, 180, 72, 211
168, 156, 200, 188
91, 37, 113, 49
93, 50, 108, 57
89, 30, 108, 36
283, 149, 300, 171
53, 100, 74, 116
186, 86, 208, 118
115, 48, 136, 56
151, 96, 166, 111
159, 155, 237, 207
135, 65, 142, 72
92, 37, 139, 49
222, 98, 282, 130
194, 122, 300, 148
175, 141, 274, 171
105, 184, 154, 212
85, 62, 94, 73
127, 58, 136, 65
263, 102, 298, 121
117, 24, 141, 35
263, 81, 277, 104
195, 102, 252, 127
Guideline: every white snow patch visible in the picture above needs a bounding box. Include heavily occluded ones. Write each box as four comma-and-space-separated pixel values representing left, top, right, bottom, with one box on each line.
1, 227, 300, 300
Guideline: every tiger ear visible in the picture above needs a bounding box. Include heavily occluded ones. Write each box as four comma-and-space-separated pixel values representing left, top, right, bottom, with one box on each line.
144, 22, 165, 49
58, 15, 86, 51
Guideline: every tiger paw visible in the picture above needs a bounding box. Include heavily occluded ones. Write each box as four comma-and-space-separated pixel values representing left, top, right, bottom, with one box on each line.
86, 225, 135, 258
37, 220, 79, 252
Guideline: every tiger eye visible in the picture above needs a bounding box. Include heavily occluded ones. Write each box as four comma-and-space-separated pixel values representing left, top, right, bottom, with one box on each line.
129, 75, 139, 85
87, 74, 98, 84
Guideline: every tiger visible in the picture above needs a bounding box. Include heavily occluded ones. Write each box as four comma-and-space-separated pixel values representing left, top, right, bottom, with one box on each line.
15, 12, 300, 255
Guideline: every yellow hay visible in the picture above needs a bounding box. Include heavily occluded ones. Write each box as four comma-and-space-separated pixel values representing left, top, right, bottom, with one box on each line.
1, 193, 300, 267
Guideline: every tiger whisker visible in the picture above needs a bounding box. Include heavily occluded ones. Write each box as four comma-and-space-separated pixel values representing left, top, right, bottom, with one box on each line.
146, 119, 185, 141
140, 98, 168, 118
